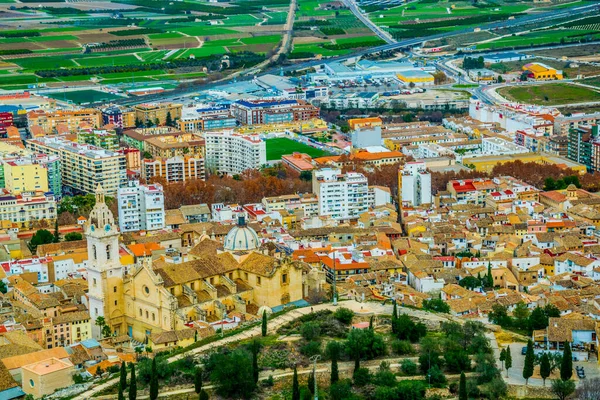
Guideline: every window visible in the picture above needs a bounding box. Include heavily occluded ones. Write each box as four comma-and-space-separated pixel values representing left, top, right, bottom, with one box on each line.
256, 276, 261, 285
113, 286, 117, 293
282, 274, 287, 284
146, 311, 149, 319
114, 300, 118, 306
106, 244, 111, 260
29, 379, 35, 388
92, 245, 97, 260
152, 313, 155, 321
93, 278, 97, 287
139, 308, 142, 317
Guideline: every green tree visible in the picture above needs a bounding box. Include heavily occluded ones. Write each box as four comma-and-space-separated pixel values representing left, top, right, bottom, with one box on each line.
422, 298, 450, 313
53, 219, 60, 243
513, 302, 531, 331
330, 379, 352, 400
427, 365, 447, 388
459, 371, 467, 400
540, 352, 551, 386
120, 362, 127, 390
551, 379, 576, 400
301, 322, 321, 341
194, 368, 203, 394
165, 111, 173, 127
0, 281, 7, 294
149, 358, 158, 400
307, 371, 315, 394
401, 359, 417, 375
249, 339, 261, 384
299, 171, 312, 181
118, 383, 125, 400
561, 341, 572, 381
64, 232, 83, 241
333, 307, 354, 324
292, 367, 300, 400
369, 316, 374, 330
459, 276, 480, 290
523, 340, 534, 385
499, 348, 506, 370
199, 389, 209, 400
486, 263, 494, 289
210, 349, 256, 399
328, 341, 340, 384
529, 306, 549, 330
28, 229, 54, 252
505, 345, 512, 377
261, 310, 267, 337
128, 364, 137, 400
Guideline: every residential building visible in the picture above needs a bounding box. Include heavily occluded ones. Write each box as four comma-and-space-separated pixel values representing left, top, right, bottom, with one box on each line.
2, 158, 48, 195
142, 156, 205, 183
348, 117, 383, 130
144, 133, 205, 159
179, 105, 237, 132
0, 190, 57, 229
26, 136, 126, 196
282, 153, 315, 172
230, 99, 319, 125
351, 125, 382, 149
204, 130, 266, 175
21, 358, 74, 398
118, 180, 165, 233
122, 126, 181, 151
262, 193, 319, 217
481, 137, 528, 155
27, 109, 102, 135
77, 128, 119, 151
102, 105, 136, 129
328, 92, 379, 109
133, 103, 183, 126
400, 161, 432, 206
568, 125, 597, 172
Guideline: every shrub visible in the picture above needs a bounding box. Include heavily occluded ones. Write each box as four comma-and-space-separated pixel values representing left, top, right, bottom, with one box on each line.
353, 368, 371, 386
401, 359, 418, 375
300, 341, 321, 357
392, 340, 414, 355
333, 308, 354, 324
301, 321, 321, 341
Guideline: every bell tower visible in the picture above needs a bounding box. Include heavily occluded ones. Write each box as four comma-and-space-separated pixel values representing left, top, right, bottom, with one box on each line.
86, 184, 123, 339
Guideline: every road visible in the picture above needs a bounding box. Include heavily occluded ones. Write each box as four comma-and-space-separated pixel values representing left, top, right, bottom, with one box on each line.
72, 300, 456, 400
94, 1, 599, 107
341, 0, 395, 44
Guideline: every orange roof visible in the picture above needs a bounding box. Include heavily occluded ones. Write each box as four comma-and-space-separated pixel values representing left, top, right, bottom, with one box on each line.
348, 117, 382, 130
5, 126, 19, 138
77, 216, 87, 221
546, 221, 565, 228
321, 255, 369, 271
292, 249, 321, 263
352, 150, 403, 161
2, 348, 69, 370
127, 242, 163, 257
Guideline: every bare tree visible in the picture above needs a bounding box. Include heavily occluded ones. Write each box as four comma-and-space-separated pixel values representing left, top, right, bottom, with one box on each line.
576, 378, 600, 400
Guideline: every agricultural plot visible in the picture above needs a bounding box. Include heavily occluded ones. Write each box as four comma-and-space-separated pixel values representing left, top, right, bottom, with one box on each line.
179, 47, 228, 58
476, 29, 600, 50
76, 55, 141, 67
497, 83, 600, 106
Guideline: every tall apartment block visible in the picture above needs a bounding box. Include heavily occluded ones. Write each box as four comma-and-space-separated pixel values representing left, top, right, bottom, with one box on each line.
400, 161, 432, 206
312, 168, 371, 220
26, 136, 126, 196
204, 130, 266, 175
142, 156, 205, 183
27, 109, 103, 135
118, 180, 165, 232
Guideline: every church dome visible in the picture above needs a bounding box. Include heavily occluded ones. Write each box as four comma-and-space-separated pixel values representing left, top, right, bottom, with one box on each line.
224, 217, 259, 252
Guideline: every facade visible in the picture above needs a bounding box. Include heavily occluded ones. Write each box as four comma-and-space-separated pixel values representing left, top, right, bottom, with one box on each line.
142, 156, 205, 183
313, 168, 376, 220
400, 161, 432, 206
179, 105, 237, 132
262, 193, 319, 217
523, 62, 563, 80
481, 137, 529, 155
26, 136, 126, 196
77, 129, 119, 151
101, 105, 136, 129
27, 109, 102, 135
567, 126, 597, 172
133, 103, 183, 126
118, 180, 165, 233
396, 70, 434, 86
0, 191, 57, 229
204, 130, 266, 175
351, 126, 382, 149
144, 133, 204, 159
328, 92, 380, 109
3, 158, 49, 195
230, 99, 319, 125
22, 358, 74, 398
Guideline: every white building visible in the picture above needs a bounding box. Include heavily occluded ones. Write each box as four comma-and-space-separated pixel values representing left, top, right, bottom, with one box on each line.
0, 257, 50, 283
328, 92, 379, 109
351, 126, 381, 149
117, 180, 165, 233
401, 161, 432, 206
312, 168, 388, 220
481, 137, 528, 155
204, 130, 267, 175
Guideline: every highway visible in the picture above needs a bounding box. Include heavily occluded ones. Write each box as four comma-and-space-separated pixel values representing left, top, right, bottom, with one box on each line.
98, 2, 599, 106
341, 0, 396, 44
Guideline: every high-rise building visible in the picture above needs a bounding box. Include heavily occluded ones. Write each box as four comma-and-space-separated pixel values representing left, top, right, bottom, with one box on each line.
312, 168, 370, 220
26, 136, 126, 196
204, 130, 266, 175
27, 109, 103, 135
117, 180, 165, 233
230, 99, 319, 125
142, 156, 205, 183
77, 128, 119, 151
400, 161, 432, 206
0, 190, 57, 229
133, 103, 182, 126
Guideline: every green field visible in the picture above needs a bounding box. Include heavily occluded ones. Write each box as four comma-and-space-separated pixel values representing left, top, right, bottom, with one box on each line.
477, 29, 600, 50
179, 46, 228, 58
46, 90, 123, 104
498, 83, 600, 106
266, 138, 330, 161
76, 55, 142, 67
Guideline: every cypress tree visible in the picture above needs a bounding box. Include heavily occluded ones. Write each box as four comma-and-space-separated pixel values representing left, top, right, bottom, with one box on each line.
369, 316, 374, 330
561, 341, 573, 381
523, 340, 534, 385
118, 383, 125, 400
505, 345, 512, 377
331, 353, 339, 384
499, 348, 506, 370
486, 263, 494, 289
194, 368, 203, 394
119, 362, 127, 390
261, 310, 267, 337
53, 219, 60, 243
250, 339, 261, 384
391, 301, 398, 334
128, 363, 137, 400
292, 366, 300, 400
540, 352, 551, 386
308, 371, 315, 394
149, 358, 158, 400
458, 371, 467, 400
199, 389, 209, 400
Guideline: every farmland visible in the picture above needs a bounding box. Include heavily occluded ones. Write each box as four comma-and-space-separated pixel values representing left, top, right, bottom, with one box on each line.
497, 83, 600, 106
476, 29, 600, 50
266, 138, 330, 161
0, 0, 291, 89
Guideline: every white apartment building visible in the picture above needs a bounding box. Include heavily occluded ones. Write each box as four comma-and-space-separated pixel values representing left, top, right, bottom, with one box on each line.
0, 190, 57, 229
26, 136, 126, 196
117, 180, 165, 233
312, 168, 386, 220
204, 130, 266, 175
401, 161, 432, 206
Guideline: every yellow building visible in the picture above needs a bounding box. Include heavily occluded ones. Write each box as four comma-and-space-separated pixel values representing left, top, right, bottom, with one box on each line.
396, 70, 434, 86
3, 159, 49, 195
462, 153, 586, 174
145, 133, 204, 159
134, 103, 183, 126
522, 62, 563, 80
27, 109, 102, 135
0, 191, 57, 229
22, 358, 74, 398
348, 117, 382, 130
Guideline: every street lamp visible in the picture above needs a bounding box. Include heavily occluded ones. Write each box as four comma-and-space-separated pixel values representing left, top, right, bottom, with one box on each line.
309, 355, 321, 400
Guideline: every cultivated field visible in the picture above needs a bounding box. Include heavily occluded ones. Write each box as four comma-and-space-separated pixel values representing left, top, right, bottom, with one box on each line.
497, 83, 600, 106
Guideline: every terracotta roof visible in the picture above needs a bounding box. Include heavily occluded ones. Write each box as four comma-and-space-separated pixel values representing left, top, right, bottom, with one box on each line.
2, 347, 69, 370
547, 317, 596, 343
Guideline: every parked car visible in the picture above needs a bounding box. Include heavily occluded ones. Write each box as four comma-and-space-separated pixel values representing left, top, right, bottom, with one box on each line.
521, 347, 527, 355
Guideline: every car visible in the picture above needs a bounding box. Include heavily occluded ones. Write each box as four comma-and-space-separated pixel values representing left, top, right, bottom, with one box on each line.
521, 347, 527, 355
